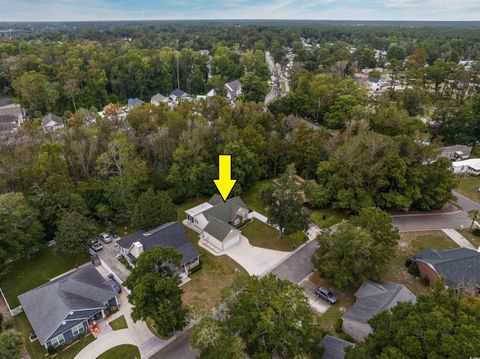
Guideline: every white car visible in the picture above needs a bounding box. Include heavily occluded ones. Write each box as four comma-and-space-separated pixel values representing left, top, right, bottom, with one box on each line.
99, 232, 113, 243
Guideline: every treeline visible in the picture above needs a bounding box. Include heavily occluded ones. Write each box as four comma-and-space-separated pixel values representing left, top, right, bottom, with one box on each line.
0, 42, 269, 115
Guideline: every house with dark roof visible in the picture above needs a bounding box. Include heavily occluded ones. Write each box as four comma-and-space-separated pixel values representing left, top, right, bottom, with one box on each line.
117, 222, 200, 277
0, 100, 25, 136
41, 113, 64, 133
127, 98, 145, 111
412, 247, 480, 291
440, 145, 472, 161
342, 281, 416, 341
18, 263, 118, 350
170, 89, 192, 105
185, 195, 250, 251
319, 335, 355, 359
225, 80, 242, 104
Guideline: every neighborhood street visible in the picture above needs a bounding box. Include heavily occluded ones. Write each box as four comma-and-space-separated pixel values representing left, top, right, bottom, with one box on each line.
392, 212, 471, 231
149, 327, 198, 359
453, 190, 480, 212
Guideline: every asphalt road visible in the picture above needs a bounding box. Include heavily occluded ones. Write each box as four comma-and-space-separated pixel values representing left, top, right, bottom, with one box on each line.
149, 327, 198, 359
270, 240, 319, 283
393, 212, 471, 231
453, 190, 480, 212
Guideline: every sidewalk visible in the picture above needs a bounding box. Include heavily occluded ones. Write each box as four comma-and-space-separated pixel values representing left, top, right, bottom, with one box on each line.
441, 229, 476, 250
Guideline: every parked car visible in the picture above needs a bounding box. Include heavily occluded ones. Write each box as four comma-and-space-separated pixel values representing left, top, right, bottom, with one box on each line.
315, 287, 337, 304
99, 232, 113, 243
90, 240, 103, 252
108, 274, 122, 293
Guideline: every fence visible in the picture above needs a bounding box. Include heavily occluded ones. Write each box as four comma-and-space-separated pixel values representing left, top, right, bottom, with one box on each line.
0, 287, 23, 317
99, 258, 131, 295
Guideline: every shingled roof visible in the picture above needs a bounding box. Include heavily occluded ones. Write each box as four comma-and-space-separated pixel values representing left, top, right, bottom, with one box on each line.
413, 247, 480, 288
18, 263, 117, 344
343, 281, 416, 325
117, 222, 199, 266
319, 335, 355, 359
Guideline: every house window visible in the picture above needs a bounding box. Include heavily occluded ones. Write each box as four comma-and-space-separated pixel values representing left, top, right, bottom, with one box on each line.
50, 334, 65, 348
72, 323, 85, 336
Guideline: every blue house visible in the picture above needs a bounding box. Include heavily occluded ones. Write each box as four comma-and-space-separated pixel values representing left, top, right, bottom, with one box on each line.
18, 263, 119, 350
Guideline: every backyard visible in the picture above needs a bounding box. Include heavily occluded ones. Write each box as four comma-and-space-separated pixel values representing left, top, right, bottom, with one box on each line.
456, 175, 480, 203
241, 219, 307, 251
97, 344, 140, 359
181, 226, 248, 311
380, 230, 458, 296
13, 312, 95, 359
0, 246, 89, 308
308, 208, 348, 229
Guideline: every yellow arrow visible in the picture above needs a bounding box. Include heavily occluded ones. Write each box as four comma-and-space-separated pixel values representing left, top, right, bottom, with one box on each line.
213, 154, 237, 202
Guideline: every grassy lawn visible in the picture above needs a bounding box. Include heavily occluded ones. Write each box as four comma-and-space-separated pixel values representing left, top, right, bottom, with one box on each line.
108, 315, 128, 331
457, 228, 480, 248
308, 208, 348, 229
242, 180, 271, 213
309, 273, 355, 338
176, 197, 209, 221
13, 312, 95, 359
181, 226, 248, 311
241, 219, 307, 252
456, 175, 480, 203
96, 344, 140, 359
381, 230, 458, 296
0, 246, 89, 308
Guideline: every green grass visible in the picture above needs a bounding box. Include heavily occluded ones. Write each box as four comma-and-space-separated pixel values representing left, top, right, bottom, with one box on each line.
241, 219, 307, 251
96, 345, 140, 359
13, 312, 95, 359
381, 230, 458, 296
108, 315, 128, 331
457, 228, 480, 249
242, 180, 271, 213
0, 246, 89, 308
456, 175, 480, 203
176, 197, 209, 221
181, 226, 248, 311
308, 208, 348, 229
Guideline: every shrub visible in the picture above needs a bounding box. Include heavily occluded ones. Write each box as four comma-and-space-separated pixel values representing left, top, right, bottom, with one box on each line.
405, 258, 419, 276
335, 317, 343, 332
472, 228, 480, 237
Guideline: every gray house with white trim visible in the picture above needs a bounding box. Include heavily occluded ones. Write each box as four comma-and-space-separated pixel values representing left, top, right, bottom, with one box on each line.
18, 263, 118, 350
117, 222, 200, 278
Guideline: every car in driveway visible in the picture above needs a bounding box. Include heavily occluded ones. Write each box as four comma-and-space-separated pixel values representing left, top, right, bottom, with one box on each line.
99, 232, 113, 243
90, 240, 103, 252
315, 287, 337, 304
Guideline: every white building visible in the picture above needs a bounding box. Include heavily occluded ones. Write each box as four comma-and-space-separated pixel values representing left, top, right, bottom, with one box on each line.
452, 158, 480, 175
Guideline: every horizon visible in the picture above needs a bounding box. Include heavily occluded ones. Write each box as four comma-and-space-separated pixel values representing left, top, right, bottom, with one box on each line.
1, 0, 480, 22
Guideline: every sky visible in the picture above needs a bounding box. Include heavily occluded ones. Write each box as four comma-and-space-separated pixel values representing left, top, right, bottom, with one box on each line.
1, 0, 480, 22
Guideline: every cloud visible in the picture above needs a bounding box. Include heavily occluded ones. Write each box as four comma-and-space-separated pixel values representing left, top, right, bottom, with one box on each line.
0, 0, 479, 21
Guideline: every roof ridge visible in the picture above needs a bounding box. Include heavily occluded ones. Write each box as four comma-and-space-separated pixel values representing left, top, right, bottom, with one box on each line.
381, 285, 403, 309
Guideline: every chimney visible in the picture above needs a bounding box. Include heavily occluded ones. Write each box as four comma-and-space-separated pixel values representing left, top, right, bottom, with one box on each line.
130, 242, 144, 258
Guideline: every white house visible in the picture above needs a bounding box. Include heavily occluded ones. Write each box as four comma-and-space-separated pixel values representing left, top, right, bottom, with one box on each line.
452, 158, 480, 175
151, 93, 171, 107
225, 80, 242, 104
0, 99, 25, 136
41, 113, 64, 133
170, 89, 192, 106
185, 195, 250, 251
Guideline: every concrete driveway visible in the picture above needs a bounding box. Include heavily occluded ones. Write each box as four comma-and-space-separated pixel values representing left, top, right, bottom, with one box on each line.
299, 275, 330, 315
223, 236, 290, 276
98, 239, 130, 283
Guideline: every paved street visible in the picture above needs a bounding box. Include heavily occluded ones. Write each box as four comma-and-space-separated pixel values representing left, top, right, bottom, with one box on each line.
393, 212, 471, 231
270, 240, 319, 283
149, 327, 198, 359
453, 190, 480, 212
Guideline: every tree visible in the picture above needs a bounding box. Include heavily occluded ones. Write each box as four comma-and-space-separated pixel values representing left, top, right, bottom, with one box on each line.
324, 95, 364, 129
0, 192, 44, 267
124, 247, 188, 337
223, 140, 261, 194
312, 207, 399, 289
241, 73, 269, 103
54, 211, 96, 258
261, 165, 309, 237
12, 71, 59, 113
0, 330, 23, 359
131, 189, 177, 230
468, 209, 480, 229
192, 275, 323, 358
346, 287, 480, 358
